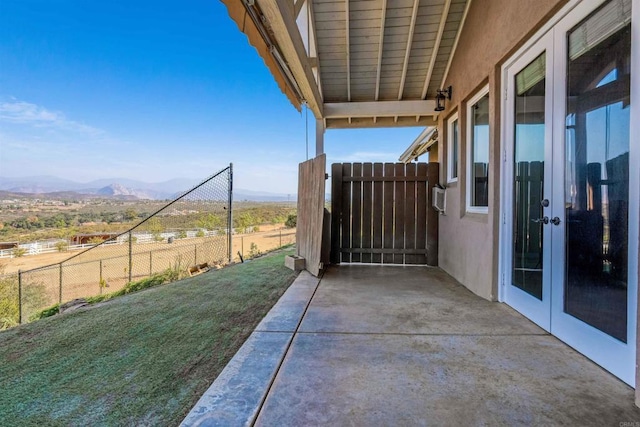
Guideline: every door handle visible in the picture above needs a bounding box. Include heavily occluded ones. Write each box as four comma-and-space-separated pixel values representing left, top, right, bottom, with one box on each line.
550, 216, 561, 226
531, 216, 549, 224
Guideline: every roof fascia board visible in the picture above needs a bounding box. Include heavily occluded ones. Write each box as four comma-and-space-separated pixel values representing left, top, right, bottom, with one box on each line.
257, 0, 324, 117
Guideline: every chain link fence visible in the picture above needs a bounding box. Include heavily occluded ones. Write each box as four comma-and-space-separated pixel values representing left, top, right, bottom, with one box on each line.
11, 165, 233, 323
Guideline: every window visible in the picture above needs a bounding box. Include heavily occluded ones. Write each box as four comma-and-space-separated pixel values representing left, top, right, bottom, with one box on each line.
466, 86, 490, 212
447, 113, 459, 183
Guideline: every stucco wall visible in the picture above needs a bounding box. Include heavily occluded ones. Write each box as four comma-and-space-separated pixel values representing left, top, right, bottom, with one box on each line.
437, 0, 567, 300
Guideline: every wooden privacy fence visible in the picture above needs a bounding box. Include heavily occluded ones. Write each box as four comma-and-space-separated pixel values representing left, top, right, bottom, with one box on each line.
331, 162, 439, 266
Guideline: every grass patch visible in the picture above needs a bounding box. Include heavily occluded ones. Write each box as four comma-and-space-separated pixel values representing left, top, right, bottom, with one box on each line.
0, 248, 298, 426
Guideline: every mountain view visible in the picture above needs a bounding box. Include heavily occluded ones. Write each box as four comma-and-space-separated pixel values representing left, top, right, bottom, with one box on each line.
0, 176, 295, 202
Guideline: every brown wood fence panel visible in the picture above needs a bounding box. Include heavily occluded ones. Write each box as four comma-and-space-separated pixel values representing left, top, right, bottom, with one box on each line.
331, 162, 438, 266
361, 163, 373, 263
297, 154, 326, 277
372, 163, 384, 264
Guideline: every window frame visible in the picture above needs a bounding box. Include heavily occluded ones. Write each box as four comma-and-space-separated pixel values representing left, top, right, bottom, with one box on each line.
447, 112, 459, 184
466, 85, 491, 214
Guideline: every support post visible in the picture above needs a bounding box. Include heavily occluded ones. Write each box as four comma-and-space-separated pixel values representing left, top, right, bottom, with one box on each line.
149, 251, 152, 275
426, 162, 439, 266
194, 245, 197, 265
228, 163, 233, 264
99, 260, 103, 295
128, 231, 133, 283
316, 119, 325, 156
59, 263, 63, 311
18, 270, 22, 324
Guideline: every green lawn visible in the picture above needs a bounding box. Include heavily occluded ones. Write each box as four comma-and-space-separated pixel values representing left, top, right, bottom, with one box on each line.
0, 248, 297, 426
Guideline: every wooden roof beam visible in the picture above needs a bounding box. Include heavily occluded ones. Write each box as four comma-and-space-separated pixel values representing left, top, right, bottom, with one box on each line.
257, 0, 324, 117
422, 0, 452, 100
375, 0, 388, 101
345, 0, 351, 101
324, 100, 437, 118
440, 0, 472, 89
398, 0, 420, 100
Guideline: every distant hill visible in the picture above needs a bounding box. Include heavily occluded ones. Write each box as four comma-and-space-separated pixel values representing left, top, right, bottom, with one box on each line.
0, 176, 296, 202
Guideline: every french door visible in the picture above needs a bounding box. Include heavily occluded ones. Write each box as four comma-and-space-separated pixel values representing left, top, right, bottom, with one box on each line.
502, 0, 637, 386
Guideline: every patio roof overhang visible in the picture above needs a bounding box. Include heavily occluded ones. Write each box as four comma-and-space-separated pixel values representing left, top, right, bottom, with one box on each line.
223, 0, 472, 129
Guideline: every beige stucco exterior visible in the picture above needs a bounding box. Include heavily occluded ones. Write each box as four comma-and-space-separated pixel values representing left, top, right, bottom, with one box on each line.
436, 0, 568, 301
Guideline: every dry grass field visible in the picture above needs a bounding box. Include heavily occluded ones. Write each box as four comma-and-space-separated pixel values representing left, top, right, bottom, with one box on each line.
1, 225, 296, 320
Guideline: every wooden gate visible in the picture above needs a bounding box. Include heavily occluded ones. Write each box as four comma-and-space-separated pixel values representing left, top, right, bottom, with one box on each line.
296, 154, 326, 276
331, 162, 438, 266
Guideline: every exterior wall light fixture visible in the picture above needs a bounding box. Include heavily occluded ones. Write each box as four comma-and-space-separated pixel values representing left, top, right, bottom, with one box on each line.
435, 86, 452, 112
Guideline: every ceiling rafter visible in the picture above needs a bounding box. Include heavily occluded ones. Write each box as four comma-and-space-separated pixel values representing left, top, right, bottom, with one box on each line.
345, 0, 351, 102
375, 0, 388, 101
307, 0, 323, 98
421, 0, 452, 100
440, 0, 473, 89
398, 0, 421, 100
294, 0, 305, 18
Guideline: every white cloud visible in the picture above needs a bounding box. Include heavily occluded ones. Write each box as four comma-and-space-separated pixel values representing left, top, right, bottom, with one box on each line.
0, 99, 103, 136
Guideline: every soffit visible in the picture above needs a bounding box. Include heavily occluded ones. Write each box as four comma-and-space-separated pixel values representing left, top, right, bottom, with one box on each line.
223, 0, 471, 128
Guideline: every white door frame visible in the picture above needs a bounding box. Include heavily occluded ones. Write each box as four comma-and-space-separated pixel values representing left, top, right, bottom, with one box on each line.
501, 32, 554, 332
499, 0, 639, 386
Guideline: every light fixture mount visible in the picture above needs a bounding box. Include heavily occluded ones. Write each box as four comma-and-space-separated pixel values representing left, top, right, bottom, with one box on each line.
434, 86, 453, 112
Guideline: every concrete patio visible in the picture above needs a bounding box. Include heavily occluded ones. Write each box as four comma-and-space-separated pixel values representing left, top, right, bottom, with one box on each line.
182, 265, 640, 426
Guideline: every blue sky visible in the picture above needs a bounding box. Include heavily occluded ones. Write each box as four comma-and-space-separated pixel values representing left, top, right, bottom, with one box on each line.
0, 0, 423, 194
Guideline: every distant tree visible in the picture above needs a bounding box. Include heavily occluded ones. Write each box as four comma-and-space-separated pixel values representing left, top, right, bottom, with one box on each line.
54, 241, 68, 252
234, 213, 254, 234
88, 237, 104, 245
146, 217, 163, 241
285, 214, 297, 229
123, 208, 138, 221
197, 213, 223, 230
12, 247, 26, 258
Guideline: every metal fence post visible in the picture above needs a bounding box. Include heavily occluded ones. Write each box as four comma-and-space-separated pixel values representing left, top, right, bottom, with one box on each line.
228, 163, 233, 263
241, 237, 244, 258
194, 244, 197, 265
18, 270, 22, 324
59, 263, 63, 311
99, 260, 103, 295
280, 230, 282, 248
128, 231, 133, 283
149, 251, 152, 275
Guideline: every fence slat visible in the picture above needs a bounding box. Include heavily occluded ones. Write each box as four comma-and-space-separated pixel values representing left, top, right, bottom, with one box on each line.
341, 163, 353, 263
383, 163, 395, 264
331, 163, 343, 264
351, 163, 363, 263
394, 163, 406, 264
372, 163, 384, 264
405, 163, 418, 264
415, 163, 428, 265
361, 163, 373, 264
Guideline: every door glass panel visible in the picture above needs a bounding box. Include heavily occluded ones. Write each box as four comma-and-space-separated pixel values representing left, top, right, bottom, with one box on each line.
512, 53, 546, 300
470, 95, 489, 207
565, 1, 630, 342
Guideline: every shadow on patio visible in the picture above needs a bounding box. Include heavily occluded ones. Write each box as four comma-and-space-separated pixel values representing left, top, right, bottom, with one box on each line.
183, 265, 640, 426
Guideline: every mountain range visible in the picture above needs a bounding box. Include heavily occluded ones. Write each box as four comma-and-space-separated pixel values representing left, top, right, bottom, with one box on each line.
0, 176, 295, 202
